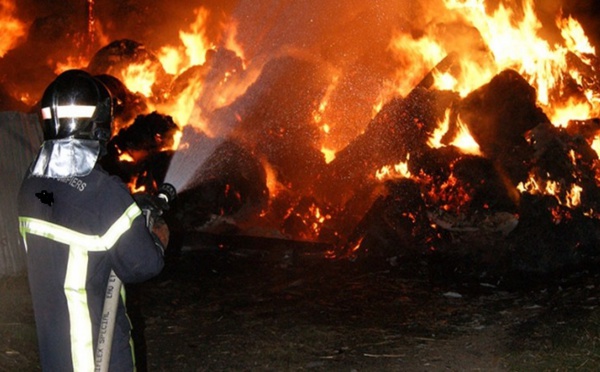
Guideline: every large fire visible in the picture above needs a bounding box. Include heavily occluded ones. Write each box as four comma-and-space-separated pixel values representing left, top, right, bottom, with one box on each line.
3, 0, 600, 265
0, 0, 25, 57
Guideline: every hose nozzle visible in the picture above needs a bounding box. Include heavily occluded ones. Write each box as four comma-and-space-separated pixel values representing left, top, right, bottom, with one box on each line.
157, 183, 177, 204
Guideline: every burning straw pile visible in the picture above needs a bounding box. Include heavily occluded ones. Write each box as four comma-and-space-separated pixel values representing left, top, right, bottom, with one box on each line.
102, 55, 600, 280
323, 67, 600, 278
4, 0, 600, 280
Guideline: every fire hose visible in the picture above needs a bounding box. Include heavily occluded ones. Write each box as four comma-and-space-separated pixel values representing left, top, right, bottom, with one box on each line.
94, 183, 176, 372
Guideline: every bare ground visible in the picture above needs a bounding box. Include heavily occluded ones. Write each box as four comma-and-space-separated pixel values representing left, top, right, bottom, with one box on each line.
2, 237, 600, 371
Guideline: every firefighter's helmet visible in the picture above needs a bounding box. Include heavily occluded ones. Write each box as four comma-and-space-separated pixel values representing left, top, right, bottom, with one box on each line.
40, 69, 113, 143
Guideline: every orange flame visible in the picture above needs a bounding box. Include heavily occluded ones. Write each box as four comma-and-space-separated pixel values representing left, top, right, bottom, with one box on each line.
118, 151, 135, 163
450, 117, 481, 155
121, 59, 158, 97
446, 0, 599, 122
517, 174, 582, 209
180, 7, 213, 67
375, 154, 412, 181
53, 56, 91, 75
428, 110, 481, 155
0, 0, 26, 57
320, 147, 336, 164
386, 0, 600, 128
428, 109, 451, 148
263, 160, 284, 198
158, 7, 214, 76
146, 6, 250, 140
128, 174, 147, 193
223, 21, 246, 68
313, 73, 340, 154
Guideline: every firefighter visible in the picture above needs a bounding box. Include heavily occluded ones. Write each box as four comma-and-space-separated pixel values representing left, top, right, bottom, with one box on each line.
18, 69, 166, 371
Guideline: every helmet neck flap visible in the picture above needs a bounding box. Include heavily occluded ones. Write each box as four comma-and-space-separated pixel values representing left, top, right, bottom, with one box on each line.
30, 138, 101, 178
31, 69, 113, 179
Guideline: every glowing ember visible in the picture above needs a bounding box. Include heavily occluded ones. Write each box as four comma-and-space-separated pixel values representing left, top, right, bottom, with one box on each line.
349, 237, 364, 253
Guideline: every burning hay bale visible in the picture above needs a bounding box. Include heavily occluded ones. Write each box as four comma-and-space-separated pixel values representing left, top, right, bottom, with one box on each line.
529, 123, 580, 184
457, 69, 550, 184
507, 193, 600, 275
565, 118, 600, 140
172, 48, 246, 113
310, 67, 600, 277
342, 179, 438, 260
173, 139, 269, 233
317, 87, 460, 206
87, 39, 171, 100
101, 111, 179, 192
435, 155, 519, 214
523, 120, 600, 214
95, 73, 150, 133
209, 55, 331, 194
88, 55, 600, 279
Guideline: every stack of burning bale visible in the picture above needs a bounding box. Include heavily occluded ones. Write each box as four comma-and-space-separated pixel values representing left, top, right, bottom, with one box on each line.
86, 41, 600, 280
320, 68, 600, 279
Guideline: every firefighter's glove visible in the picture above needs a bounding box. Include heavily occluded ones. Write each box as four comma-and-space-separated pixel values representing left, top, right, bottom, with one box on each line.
133, 192, 169, 215
152, 217, 170, 253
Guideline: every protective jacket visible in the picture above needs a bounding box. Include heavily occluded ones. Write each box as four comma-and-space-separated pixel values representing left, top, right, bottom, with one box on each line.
18, 163, 164, 371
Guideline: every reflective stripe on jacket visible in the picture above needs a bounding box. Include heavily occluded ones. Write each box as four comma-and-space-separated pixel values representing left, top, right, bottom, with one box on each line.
18, 202, 141, 371
18, 165, 164, 372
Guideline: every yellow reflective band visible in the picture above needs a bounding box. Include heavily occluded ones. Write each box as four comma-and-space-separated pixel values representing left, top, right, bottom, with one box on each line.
65, 244, 94, 371
18, 202, 143, 370
20, 229, 29, 252
18, 203, 142, 252
41, 105, 97, 120
102, 203, 143, 249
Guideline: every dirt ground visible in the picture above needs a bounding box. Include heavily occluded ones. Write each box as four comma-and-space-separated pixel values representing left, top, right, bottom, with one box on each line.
2, 235, 600, 371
